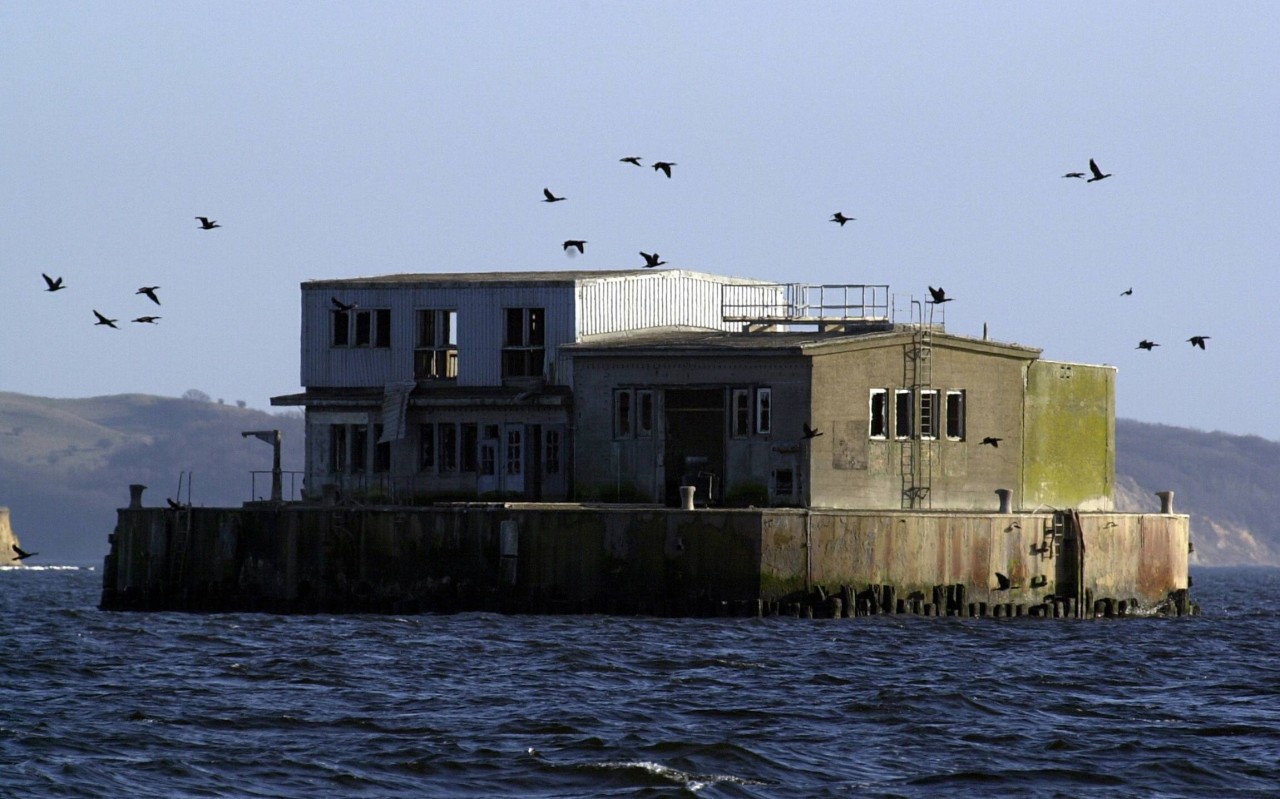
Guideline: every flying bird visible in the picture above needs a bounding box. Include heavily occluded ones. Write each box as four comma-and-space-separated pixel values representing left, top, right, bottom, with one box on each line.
331, 297, 357, 312
830, 212, 855, 226
620, 156, 643, 166
980, 437, 1002, 448
1087, 158, 1112, 182
11, 544, 37, 561
1120, 287, 1133, 296
1187, 336, 1210, 349
803, 423, 823, 439
928, 286, 951, 304
132, 316, 161, 324
563, 240, 586, 254
93, 310, 118, 329
1062, 172, 1086, 179
136, 286, 161, 305
1137, 339, 1159, 351
42, 273, 66, 292
640, 252, 666, 268
542, 188, 566, 203
195, 216, 221, 229
652, 161, 676, 178
994, 572, 1012, 591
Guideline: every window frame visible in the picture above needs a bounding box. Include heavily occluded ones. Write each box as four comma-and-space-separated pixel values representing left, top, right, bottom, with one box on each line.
869, 388, 888, 439
501, 307, 546, 378
755, 387, 772, 436
731, 388, 751, 438
613, 389, 633, 439
894, 389, 914, 440
919, 389, 941, 441
945, 390, 966, 441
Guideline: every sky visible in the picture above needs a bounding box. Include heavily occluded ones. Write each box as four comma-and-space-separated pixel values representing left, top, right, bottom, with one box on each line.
3, 2, 1278, 440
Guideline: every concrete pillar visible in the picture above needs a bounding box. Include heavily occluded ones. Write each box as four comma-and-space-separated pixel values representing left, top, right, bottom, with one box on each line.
680, 485, 696, 510
1156, 490, 1175, 514
128, 484, 147, 509
995, 488, 1012, 514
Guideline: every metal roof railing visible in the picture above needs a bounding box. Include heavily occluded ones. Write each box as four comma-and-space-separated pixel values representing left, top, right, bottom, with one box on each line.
721, 283, 891, 326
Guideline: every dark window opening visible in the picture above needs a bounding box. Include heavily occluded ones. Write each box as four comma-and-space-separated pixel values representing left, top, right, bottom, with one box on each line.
418, 424, 435, 472
870, 389, 888, 439
460, 423, 478, 472
946, 390, 966, 441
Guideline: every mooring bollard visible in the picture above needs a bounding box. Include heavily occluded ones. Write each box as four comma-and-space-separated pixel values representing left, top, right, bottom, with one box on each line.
128, 483, 147, 509
1156, 490, 1175, 514
680, 485, 697, 510
994, 488, 1012, 514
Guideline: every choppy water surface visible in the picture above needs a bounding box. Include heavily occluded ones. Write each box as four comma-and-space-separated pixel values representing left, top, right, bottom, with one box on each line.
3, 566, 1279, 798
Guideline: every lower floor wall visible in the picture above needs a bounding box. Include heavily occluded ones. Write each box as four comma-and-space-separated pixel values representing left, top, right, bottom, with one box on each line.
100, 504, 1192, 618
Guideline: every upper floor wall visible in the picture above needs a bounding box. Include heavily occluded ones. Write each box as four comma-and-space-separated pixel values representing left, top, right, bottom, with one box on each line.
299, 270, 782, 389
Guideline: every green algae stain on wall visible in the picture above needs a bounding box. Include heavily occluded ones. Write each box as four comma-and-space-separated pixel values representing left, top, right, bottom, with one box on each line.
1023, 361, 1115, 510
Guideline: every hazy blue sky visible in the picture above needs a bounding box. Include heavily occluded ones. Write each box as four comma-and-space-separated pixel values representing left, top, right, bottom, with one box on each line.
4, 3, 1278, 439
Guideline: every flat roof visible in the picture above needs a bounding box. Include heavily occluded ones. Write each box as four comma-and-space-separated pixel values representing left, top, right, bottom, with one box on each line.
565, 326, 1044, 358
303, 268, 776, 289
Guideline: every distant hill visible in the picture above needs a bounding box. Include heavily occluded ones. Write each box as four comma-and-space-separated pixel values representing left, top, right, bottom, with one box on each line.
1115, 419, 1280, 567
0, 392, 304, 564
2, 392, 1276, 565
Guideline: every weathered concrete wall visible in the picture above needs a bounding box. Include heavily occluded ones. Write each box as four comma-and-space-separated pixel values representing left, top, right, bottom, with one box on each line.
759, 510, 1188, 613
808, 335, 1035, 510
1023, 360, 1116, 511
101, 503, 1190, 617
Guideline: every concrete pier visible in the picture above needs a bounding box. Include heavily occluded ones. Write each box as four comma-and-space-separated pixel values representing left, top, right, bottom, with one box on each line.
100, 503, 1193, 617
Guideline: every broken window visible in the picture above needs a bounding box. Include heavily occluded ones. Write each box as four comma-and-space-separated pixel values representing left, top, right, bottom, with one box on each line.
350, 424, 368, 473
774, 469, 794, 497
946, 390, 966, 441
415, 309, 458, 379
895, 390, 913, 439
869, 389, 888, 439
334, 308, 391, 348
502, 307, 545, 378
920, 390, 941, 440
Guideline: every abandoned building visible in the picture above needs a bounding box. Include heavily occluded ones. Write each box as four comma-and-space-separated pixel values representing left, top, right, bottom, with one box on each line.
270, 269, 1114, 514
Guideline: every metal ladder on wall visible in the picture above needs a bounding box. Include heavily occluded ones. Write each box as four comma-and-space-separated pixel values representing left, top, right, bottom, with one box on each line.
900, 299, 936, 508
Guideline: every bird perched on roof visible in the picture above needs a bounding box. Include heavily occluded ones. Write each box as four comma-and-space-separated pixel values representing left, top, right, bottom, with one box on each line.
1187, 336, 1210, 349
831, 212, 855, 226
652, 161, 676, 178
928, 286, 952, 304
132, 316, 161, 324
563, 240, 586, 254
1063, 172, 1086, 179
994, 572, 1012, 590
195, 216, 221, 229
803, 423, 823, 439
93, 310, 119, 329
542, 188, 566, 203
620, 156, 643, 166
1137, 339, 1159, 350
1120, 287, 1133, 296
331, 297, 357, 312
42, 273, 66, 292
136, 286, 161, 305
12, 544, 37, 561
640, 252, 666, 268
1087, 158, 1112, 182
980, 437, 1002, 447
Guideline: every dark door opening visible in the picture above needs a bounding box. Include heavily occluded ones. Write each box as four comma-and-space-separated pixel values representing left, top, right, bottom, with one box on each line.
663, 388, 725, 506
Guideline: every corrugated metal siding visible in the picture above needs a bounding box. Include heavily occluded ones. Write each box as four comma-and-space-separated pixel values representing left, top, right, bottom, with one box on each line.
577, 273, 784, 336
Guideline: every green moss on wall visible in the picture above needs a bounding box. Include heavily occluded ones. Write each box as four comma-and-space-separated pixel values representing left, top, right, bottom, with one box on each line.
1023, 362, 1115, 508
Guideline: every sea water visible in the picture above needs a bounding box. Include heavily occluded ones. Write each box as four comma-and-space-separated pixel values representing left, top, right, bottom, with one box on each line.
2, 565, 1278, 798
